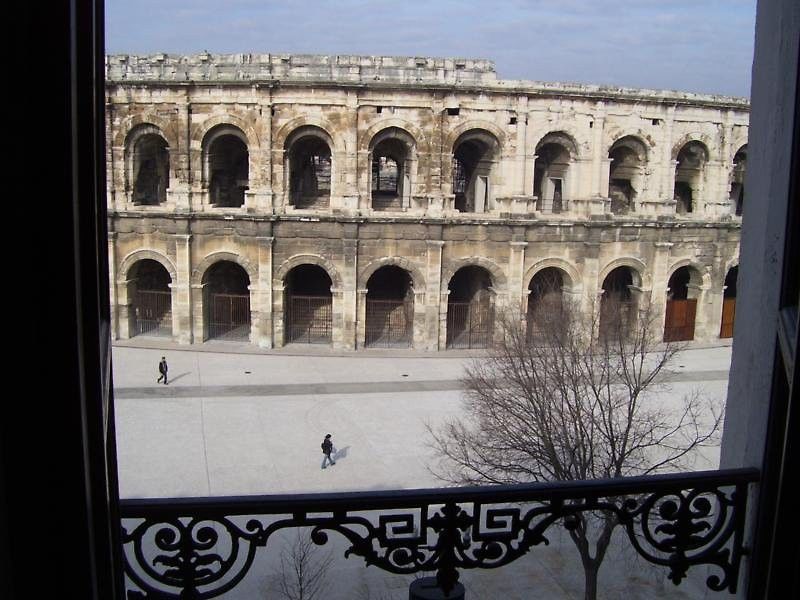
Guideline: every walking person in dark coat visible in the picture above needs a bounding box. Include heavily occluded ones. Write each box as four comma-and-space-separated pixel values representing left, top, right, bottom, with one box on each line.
157, 356, 168, 385
321, 433, 336, 469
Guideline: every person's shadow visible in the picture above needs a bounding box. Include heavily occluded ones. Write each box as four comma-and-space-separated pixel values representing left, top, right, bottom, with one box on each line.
333, 446, 350, 461
166, 372, 191, 384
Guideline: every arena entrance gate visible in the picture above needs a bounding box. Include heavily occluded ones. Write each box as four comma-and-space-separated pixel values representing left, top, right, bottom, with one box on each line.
285, 264, 333, 344
720, 266, 738, 338
446, 266, 494, 349
129, 259, 172, 337
664, 266, 700, 342
203, 261, 251, 341
364, 266, 413, 348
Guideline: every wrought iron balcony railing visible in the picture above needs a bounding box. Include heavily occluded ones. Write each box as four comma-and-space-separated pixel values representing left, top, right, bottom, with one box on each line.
120, 467, 758, 599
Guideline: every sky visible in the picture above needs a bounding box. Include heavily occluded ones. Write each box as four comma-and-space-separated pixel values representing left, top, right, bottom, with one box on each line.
106, 0, 756, 98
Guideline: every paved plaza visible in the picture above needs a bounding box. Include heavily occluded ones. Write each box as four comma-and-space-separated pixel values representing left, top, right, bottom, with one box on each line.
113, 340, 733, 599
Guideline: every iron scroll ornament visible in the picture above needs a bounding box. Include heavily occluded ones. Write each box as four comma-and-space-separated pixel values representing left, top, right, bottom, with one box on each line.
121, 468, 757, 599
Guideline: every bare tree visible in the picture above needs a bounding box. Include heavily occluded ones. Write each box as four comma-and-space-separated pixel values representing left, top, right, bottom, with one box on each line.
269, 529, 334, 600
428, 295, 723, 600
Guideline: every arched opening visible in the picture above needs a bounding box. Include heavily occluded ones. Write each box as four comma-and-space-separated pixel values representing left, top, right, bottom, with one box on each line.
452, 130, 498, 213
730, 146, 747, 216
608, 136, 646, 215
720, 266, 739, 338
128, 259, 172, 336
674, 141, 709, 215
526, 268, 565, 342
202, 261, 250, 341
365, 266, 414, 347
600, 267, 638, 339
664, 266, 702, 342
205, 128, 249, 207
534, 133, 576, 214
284, 265, 333, 344
286, 130, 332, 209
446, 266, 494, 349
370, 130, 413, 211
131, 134, 169, 205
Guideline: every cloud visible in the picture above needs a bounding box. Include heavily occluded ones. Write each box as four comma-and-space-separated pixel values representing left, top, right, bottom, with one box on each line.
105, 0, 755, 96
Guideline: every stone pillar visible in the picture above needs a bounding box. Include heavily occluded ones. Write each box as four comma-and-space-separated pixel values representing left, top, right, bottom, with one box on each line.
257, 95, 274, 214
650, 242, 673, 341
703, 160, 726, 216
412, 289, 427, 349
356, 149, 370, 212
425, 240, 445, 350
108, 232, 118, 339
438, 290, 451, 350
171, 95, 192, 212
513, 98, 529, 196
271, 281, 286, 347
662, 107, 677, 211
272, 147, 286, 213
254, 236, 274, 348
356, 288, 368, 349
690, 273, 713, 342
508, 240, 528, 314
590, 103, 606, 197
581, 241, 601, 316
330, 288, 345, 348
116, 277, 134, 340
191, 283, 206, 343
342, 91, 360, 212
342, 238, 359, 349
174, 234, 193, 344
572, 158, 598, 215
429, 98, 445, 206
598, 157, 612, 210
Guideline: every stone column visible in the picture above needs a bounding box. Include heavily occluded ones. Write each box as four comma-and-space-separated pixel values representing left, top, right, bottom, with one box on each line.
581, 241, 601, 316
171, 94, 192, 212
598, 158, 612, 211
170, 234, 194, 344
662, 107, 677, 212
429, 98, 445, 207
690, 272, 713, 342
330, 288, 345, 348
191, 282, 206, 343
508, 240, 528, 314
116, 277, 134, 340
108, 232, 118, 339
703, 160, 726, 216
356, 288, 368, 349
342, 238, 359, 349
342, 91, 360, 212
255, 94, 274, 213
425, 240, 445, 350
254, 236, 274, 348
412, 289, 427, 349
590, 103, 606, 197
438, 289, 451, 350
271, 281, 286, 347
650, 242, 673, 341
513, 98, 529, 196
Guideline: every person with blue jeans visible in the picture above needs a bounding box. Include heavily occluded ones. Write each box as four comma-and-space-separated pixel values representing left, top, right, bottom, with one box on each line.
321, 434, 336, 469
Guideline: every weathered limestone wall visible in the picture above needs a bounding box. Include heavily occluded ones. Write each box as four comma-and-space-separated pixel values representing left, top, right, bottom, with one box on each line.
106, 53, 747, 350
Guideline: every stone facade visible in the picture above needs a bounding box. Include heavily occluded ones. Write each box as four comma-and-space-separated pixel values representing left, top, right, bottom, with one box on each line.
106, 53, 747, 350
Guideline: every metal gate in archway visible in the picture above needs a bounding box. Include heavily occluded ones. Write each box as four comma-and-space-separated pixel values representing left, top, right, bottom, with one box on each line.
446, 299, 494, 349
133, 290, 172, 337
720, 298, 736, 338
207, 293, 250, 341
664, 299, 697, 342
286, 295, 332, 344
365, 299, 412, 347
